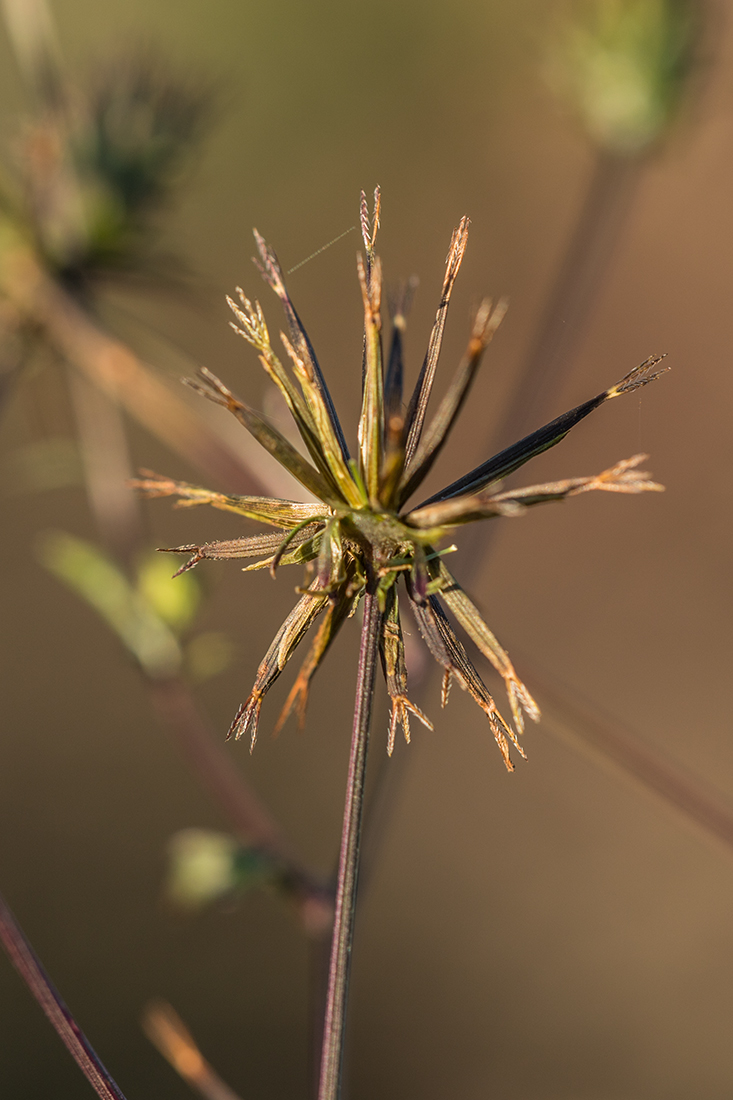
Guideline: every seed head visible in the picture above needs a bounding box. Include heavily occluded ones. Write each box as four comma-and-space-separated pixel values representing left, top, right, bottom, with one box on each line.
134, 189, 666, 770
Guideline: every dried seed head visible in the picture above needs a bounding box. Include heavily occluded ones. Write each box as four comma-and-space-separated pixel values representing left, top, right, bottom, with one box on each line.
138, 193, 666, 769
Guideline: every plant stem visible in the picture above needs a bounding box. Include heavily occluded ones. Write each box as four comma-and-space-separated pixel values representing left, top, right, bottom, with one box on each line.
318, 586, 381, 1100
0, 890, 128, 1100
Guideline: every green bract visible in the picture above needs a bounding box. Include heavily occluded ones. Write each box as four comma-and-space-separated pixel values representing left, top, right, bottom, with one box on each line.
135, 190, 666, 770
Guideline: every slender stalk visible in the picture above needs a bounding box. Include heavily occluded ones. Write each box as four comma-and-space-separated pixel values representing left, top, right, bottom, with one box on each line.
0, 890, 128, 1100
318, 586, 382, 1100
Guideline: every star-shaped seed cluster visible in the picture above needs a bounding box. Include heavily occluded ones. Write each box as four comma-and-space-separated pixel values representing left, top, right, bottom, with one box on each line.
135, 189, 666, 770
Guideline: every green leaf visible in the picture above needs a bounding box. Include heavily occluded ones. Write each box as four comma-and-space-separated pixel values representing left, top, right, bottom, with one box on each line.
38, 532, 182, 677
166, 829, 276, 909
137, 551, 200, 630
549, 0, 699, 154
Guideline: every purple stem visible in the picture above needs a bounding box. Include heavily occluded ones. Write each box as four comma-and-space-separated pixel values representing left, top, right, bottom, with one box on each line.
0, 890, 128, 1100
317, 587, 381, 1100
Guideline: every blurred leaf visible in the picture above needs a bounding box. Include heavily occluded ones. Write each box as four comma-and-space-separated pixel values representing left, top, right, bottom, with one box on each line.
166, 828, 276, 910
185, 631, 234, 683
136, 551, 201, 632
549, 0, 699, 154
142, 1001, 244, 1100
37, 531, 182, 676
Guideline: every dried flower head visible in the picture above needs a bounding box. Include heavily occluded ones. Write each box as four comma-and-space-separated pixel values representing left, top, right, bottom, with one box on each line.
135, 189, 666, 770
3, 32, 209, 280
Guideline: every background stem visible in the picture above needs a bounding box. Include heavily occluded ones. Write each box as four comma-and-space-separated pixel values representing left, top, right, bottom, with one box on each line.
318, 587, 381, 1100
0, 891, 128, 1100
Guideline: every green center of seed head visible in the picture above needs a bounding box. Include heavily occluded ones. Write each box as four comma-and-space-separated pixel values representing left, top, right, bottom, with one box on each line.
342, 508, 417, 560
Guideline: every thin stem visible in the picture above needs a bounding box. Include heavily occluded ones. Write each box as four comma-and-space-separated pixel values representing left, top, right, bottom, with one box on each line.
0, 890, 128, 1100
318, 586, 382, 1100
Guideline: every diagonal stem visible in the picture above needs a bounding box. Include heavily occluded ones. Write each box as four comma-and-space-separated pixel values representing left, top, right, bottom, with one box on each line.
143, 1000, 245, 1100
0, 890, 128, 1100
318, 585, 382, 1100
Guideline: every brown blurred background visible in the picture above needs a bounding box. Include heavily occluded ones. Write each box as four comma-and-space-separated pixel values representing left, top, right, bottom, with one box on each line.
2, 1, 733, 1097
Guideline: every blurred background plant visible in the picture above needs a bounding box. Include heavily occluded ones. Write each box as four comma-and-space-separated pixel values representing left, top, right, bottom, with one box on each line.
551, 0, 698, 155
3, 0, 733, 1098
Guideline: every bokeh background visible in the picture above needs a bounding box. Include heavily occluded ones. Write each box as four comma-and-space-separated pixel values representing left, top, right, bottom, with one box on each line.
2, 1, 733, 1098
